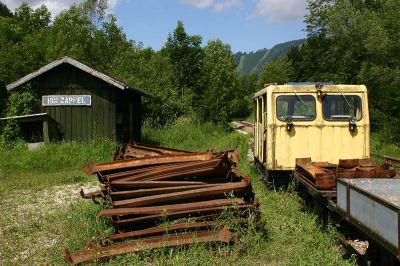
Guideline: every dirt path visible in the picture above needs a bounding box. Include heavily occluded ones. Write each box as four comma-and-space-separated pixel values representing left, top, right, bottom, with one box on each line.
0, 182, 98, 264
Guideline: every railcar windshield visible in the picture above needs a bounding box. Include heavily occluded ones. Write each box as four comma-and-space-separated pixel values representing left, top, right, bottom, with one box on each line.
276, 95, 316, 121
323, 95, 362, 121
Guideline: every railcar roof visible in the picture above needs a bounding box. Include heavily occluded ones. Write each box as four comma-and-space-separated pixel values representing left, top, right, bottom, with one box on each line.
254, 85, 367, 98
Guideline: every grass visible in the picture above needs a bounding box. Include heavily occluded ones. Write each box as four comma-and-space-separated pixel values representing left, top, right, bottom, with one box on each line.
371, 133, 400, 160
0, 138, 116, 191
142, 117, 245, 152
4, 118, 397, 265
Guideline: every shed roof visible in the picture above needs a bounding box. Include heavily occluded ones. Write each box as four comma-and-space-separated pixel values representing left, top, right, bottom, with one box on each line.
0, 113, 57, 123
6, 56, 148, 96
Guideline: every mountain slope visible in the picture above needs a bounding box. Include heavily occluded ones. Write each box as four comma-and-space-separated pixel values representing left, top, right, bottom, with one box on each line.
234, 39, 304, 74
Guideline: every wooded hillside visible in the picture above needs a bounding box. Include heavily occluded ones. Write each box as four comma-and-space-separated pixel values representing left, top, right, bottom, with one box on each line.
234, 39, 304, 74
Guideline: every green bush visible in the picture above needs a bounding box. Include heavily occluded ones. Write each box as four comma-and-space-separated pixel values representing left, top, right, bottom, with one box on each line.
1, 85, 38, 145
6, 86, 38, 117
143, 88, 190, 127
1, 119, 22, 146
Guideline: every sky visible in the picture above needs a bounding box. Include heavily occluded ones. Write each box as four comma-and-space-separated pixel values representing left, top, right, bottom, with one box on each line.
3, 0, 309, 52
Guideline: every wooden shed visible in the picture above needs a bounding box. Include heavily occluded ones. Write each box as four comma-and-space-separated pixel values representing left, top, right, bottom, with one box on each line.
5, 56, 147, 142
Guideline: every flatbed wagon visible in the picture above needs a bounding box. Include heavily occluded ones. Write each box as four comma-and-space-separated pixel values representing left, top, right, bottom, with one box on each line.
330, 178, 400, 262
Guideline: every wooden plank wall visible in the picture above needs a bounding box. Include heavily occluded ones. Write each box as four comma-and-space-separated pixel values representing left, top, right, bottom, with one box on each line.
37, 64, 117, 141
133, 95, 141, 141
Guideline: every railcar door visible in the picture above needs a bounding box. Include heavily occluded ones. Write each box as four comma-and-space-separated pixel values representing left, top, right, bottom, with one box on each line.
262, 94, 267, 163
254, 98, 258, 159
258, 96, 264, 161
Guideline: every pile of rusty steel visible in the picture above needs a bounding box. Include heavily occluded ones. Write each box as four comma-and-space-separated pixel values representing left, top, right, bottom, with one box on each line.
295, 157, 398, 190
65, 143, 259, 265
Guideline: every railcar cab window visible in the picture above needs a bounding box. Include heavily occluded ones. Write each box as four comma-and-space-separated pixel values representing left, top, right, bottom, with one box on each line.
276, 95, 316, 121
323, 95, 362, 121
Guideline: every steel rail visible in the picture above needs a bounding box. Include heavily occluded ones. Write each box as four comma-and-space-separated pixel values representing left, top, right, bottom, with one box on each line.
83, 152, 213, 175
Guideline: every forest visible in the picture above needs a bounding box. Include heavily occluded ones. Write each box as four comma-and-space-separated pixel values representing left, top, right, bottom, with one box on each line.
1, 0, 399, 144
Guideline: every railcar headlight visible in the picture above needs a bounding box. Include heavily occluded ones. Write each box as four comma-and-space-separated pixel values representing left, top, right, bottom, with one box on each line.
285, 116, 294, 131
349, 117, 357, 131
316, 84, 323, 97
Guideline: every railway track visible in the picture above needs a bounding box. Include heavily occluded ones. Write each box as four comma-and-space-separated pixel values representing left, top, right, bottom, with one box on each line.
231, 120, 253, 135
374, 154, 400, 169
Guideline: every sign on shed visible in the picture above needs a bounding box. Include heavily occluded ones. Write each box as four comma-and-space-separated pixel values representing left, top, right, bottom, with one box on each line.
42, 95, 92, 106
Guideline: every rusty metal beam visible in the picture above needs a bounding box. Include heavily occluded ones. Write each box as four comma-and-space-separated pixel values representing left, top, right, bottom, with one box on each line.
111, 181, 250, 208
128, 143, 192, 155
112, 204, 255, 227
104, 151, 234, 183
102, 162, 189, 183
122, 143, 192, 159
109, 180, 209, 190
112, 158, 228, 183
108, 220, 246, 241
109, 184, 218, 200
114, 143, 193, 160
228, 149, 240, 165
79, 189, 102, 199
124, 146, 164, 158
64, 228, 233, 265
99, 198, 246, 218
118, 167, 227, 183
83, 152, 213, 175
108, 221, 218, 241
230, 168, 251, 184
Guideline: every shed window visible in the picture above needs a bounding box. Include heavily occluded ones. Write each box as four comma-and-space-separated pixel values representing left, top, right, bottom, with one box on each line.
323, 95, 362, 121
276, 95, 316, 121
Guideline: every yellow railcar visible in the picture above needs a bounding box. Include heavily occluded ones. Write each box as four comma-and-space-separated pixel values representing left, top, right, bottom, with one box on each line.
253, 84, 370, 173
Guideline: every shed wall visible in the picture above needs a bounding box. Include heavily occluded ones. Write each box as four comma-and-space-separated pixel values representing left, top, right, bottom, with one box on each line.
36, 64, 117, 141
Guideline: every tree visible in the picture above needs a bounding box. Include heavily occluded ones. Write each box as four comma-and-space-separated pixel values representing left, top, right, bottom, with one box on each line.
47, 4, 97, 65
79, 0, 108, 28
0, 81, 6, 116
164, 21, 203, 98
258, 57, 294, 86
113, 47, 188, 126
233, 73, 258, 118
47, 0, 132, 73
0, 1, 12, 17
0, 3, 50, 86
199, 39, 238, 124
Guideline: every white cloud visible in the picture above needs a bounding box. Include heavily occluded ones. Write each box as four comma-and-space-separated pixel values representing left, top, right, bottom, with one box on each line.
251, 0, 308, 22
181, 0, 213, 8
213, 0, 240, 12
3, 0, 120, 17
182, 0, 241, 12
